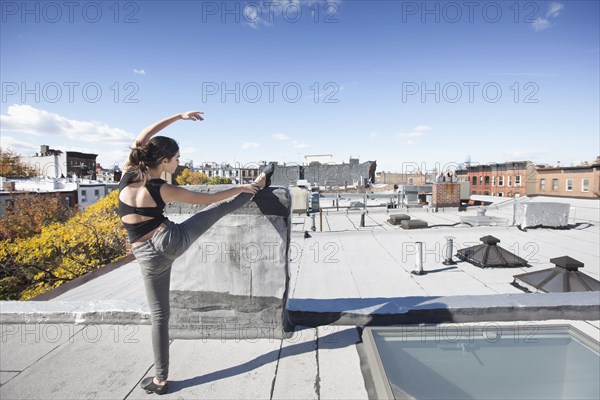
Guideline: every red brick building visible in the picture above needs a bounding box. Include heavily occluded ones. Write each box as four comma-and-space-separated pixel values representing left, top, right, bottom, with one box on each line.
461, 161, 537, 198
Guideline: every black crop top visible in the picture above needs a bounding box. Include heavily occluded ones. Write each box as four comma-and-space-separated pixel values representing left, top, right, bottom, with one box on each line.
118, 170, 168, 243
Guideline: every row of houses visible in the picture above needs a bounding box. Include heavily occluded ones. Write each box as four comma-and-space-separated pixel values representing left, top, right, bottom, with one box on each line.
0, 178, 118, 216
456, 158, 600, 199
3, 145, 598, 219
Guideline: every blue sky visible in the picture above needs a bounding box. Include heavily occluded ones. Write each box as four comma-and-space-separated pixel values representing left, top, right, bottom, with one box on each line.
1, 0, 598, 173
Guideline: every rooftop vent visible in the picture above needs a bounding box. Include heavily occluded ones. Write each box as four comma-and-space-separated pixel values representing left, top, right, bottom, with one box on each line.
513, 256, 600, 293
460, 208, 509, 226
456, 235, 528, 268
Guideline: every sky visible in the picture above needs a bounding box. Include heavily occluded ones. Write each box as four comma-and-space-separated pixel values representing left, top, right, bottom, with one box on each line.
1, 0, 599, 173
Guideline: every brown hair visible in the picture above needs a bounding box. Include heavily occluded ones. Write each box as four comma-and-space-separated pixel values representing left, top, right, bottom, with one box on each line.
125, 136, 179, 181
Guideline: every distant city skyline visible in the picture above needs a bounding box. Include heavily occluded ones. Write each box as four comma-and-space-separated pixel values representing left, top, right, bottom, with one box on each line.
1, 1, 598, 173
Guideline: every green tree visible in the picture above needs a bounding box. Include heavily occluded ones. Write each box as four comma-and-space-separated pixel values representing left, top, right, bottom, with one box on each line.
0, 148, 37, 177
175, 168, 208, 185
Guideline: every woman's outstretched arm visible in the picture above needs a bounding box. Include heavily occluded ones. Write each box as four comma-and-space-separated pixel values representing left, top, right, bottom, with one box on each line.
134, 111, 204, 147
161, 183, 259, 205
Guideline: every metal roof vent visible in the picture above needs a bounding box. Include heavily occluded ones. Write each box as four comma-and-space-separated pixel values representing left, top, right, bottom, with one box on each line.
513, 256, 600, 293
456, 235, 528, 268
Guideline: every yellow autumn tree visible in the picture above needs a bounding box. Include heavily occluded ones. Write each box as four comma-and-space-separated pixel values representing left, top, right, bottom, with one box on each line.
0, 190, 127, 300
175, 168, 208, 185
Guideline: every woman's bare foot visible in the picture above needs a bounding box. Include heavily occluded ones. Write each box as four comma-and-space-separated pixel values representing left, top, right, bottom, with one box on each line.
254, 163, 275, 189
254, 171, 267, 189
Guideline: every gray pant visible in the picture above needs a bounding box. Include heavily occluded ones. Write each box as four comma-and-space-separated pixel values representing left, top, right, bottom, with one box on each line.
131, 192, 253, 381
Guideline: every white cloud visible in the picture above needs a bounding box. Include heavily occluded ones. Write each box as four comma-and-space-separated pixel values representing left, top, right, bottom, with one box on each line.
532, 2, 564, 32
532, 18, 551, 31
546, 2, 564, 18
272, 133, 289, 141
291, 141, 310, 149
0, 135, 40, 155
241, 142, 260, 149
133, 68, 146, 75
0, 105, 134, 146
398, 125, 432, 138
502, 150, 547, 160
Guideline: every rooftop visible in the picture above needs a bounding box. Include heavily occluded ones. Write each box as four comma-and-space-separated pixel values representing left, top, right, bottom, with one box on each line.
1, 195, 598, 399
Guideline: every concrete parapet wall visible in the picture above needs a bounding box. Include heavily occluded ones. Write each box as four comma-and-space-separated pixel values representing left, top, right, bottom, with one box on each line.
166, 186, 293, 339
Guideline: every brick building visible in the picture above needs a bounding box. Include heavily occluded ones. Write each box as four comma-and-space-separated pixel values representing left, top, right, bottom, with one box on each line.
21, 145, 97, 179
377, 171, 428, 185
461, 161, 537, 198
536, 158, 600, 199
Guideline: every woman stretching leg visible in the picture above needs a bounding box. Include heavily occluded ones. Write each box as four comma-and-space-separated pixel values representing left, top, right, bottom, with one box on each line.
117, 111, 274, 395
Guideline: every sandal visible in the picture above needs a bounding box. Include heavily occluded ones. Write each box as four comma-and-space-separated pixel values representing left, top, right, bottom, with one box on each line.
141, 376, 168, 395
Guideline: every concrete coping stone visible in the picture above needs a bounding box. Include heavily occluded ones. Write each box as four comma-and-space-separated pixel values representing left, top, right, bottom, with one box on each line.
287, 292, 600, 326
287, 292, 600, 314
0, 300, 150, 325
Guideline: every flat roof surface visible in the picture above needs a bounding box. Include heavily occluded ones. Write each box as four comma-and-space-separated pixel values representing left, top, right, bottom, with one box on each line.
1, 196, 599, 399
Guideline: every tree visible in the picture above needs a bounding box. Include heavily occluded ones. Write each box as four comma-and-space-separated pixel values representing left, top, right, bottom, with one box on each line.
207, 176, 232, 185
0, 193, 73, 241
0, 190, 127, 300
175, 168, 208, 185
0, 148, 37, 177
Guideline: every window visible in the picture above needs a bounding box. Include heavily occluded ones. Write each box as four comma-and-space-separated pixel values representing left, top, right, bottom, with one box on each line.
484, 191, 489, 195
94, 189, 100, 200
472, 190, 477, 195
515, 175, 522, 187
582, 179, 590, 192
491, 192, 495, 196
540, 179, 546, 190
566, 179, 573, 191
507, 175, 512, 187
498, 176, 504, 186
552, 179, 559, 190
484, 176, 490, 186
492, 176, 495, 186
81, 190, 87, 202
498, 192, 504, 197
472, 176, 477, 186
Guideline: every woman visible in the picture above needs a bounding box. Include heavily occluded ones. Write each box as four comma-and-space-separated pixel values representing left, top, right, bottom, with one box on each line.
118, 111, 274, 395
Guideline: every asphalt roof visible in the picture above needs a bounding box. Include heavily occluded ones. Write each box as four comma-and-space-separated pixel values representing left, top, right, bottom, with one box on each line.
1, 195, 598, 399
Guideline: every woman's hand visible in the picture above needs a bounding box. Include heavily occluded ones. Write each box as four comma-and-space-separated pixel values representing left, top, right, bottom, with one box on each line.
239, 183, 260, 195
181, 111, 204, 121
